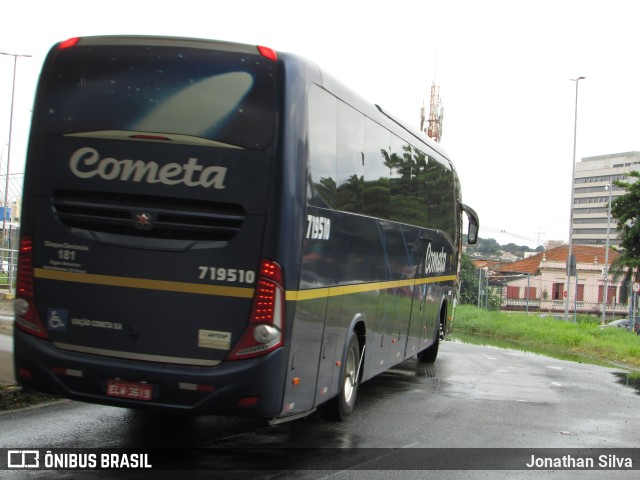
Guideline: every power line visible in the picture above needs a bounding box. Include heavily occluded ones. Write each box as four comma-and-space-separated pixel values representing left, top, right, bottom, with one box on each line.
481, 226, 539, 244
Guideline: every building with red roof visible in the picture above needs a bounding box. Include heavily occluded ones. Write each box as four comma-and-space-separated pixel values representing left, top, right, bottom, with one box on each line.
492, 245, 627, 315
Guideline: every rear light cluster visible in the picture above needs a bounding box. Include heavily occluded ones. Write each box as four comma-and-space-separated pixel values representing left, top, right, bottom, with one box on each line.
15, 236, 49, 339
227, 259, 284, 360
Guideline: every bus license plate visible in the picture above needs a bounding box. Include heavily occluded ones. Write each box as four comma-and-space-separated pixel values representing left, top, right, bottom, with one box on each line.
106, 379, 153, 401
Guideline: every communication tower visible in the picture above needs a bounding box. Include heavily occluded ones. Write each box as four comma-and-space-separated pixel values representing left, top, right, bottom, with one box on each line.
420, 82, 444, 142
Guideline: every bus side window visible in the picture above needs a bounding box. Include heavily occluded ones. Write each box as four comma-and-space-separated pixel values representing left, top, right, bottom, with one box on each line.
363, 119, 390, 219
308, 85, 338, 208
335, 102, 365, 213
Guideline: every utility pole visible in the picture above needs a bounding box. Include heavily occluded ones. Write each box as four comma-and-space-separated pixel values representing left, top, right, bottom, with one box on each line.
564, 76, 585, 321
601, 183, 613, 324
0, 51, 31, 242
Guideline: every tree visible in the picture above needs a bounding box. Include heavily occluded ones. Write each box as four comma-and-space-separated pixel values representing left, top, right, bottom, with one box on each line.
459, 254, 480, 306
611, 170, 640, 282
476, 237, 500, 255
459, 253, 502, 309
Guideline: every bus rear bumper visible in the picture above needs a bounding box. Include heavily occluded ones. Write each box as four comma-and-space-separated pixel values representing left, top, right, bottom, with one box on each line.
13, 329, 288, 419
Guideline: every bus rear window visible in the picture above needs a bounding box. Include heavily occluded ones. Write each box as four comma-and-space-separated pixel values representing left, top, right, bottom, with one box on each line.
38, 44, 276, 150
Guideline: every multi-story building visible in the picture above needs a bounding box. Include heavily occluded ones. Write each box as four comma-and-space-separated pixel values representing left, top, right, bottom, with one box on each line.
572, 151, 640, 247
9, 198, 21, 222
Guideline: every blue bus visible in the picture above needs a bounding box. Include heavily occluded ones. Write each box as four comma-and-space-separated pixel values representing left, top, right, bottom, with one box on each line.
14, 36, 478, 422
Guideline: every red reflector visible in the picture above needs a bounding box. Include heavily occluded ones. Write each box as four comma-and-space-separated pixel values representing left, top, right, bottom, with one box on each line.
257, 45, 277, 62
196, 384, 215, 393
57, 37, 80, 50
18, 368, 34, 381
238, 396, 259, 407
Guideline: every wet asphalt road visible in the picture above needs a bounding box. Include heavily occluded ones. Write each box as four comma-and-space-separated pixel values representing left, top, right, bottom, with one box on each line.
1, 341, 639, 479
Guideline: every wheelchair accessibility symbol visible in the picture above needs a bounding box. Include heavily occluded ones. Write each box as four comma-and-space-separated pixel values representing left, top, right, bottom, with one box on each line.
47, 308, 68, 331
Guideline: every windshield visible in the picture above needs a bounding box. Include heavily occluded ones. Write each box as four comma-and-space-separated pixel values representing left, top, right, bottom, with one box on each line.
38, 44, 276, 150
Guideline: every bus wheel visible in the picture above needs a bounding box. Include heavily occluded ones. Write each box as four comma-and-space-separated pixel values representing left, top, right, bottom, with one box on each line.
319, 332, 360, 421
417, 320, 441, 364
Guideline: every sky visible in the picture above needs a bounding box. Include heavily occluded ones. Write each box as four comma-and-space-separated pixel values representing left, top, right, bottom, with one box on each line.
1, 0, 639, 248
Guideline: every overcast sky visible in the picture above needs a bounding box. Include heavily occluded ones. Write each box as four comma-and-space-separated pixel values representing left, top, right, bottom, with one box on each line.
1, 0, 639, 248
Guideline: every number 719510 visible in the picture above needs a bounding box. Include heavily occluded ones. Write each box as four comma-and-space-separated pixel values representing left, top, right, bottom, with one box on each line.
198, 266, 256, 284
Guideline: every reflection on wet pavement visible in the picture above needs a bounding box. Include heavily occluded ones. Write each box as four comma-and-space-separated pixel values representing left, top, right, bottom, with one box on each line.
613, 372, 640, 395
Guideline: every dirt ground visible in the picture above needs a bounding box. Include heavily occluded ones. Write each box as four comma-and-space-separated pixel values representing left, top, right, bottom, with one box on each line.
0, 299, 13, 316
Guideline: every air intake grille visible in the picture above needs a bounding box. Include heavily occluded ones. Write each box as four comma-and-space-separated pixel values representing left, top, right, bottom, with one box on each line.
52, 191, 244, 241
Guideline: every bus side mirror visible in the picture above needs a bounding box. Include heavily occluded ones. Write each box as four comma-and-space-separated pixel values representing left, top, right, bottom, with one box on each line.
461, 203, 479, 245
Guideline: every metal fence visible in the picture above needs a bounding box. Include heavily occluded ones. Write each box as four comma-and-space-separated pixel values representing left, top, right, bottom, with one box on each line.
0, 247, 17, 293
0, 166, 22, 295
488, 273, 639, 322
1, 224, 20, 294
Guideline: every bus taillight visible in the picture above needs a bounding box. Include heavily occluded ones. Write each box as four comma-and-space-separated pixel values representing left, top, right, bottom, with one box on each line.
56, 37, 80, 50
15, 236, 49, 340
257, 46, 277, 62
227, 259, 284, 360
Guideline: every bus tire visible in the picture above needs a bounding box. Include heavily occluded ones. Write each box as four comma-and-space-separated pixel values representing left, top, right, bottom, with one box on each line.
417, 320, 441, 364
319, 332, 360, 421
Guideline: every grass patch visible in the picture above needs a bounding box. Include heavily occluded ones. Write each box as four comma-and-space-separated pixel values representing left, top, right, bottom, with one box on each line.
453, 305, 640, 368
0, 386, 60, 411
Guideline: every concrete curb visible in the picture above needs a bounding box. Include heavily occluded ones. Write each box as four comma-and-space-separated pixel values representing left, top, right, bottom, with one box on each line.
0, 303, 15, 387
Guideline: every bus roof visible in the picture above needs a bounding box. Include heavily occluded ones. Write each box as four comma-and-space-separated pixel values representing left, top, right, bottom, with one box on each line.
52, 35, 452, 164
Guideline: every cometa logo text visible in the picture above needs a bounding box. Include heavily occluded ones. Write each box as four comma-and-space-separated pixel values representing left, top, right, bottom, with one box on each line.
425, 243, 447, 274
69, 147, 227, 189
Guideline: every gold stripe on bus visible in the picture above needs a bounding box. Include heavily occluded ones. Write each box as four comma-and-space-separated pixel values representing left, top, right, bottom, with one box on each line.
286, 275, 457, 301
35, 268, 455, 302
34, 268, 254, 298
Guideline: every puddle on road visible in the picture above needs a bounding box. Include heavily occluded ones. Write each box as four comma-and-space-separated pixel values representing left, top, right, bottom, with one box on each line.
450, 333, 640, 396
613, 372, 640, 395
355, 359, 441, 401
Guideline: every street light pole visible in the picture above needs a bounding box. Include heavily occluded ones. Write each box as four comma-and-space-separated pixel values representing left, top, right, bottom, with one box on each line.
0, 51, 31, 244
601, 183, 613, 324
564, 76, 585, 320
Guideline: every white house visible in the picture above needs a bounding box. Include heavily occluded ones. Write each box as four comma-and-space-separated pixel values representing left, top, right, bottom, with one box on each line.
494, 245, 628, 316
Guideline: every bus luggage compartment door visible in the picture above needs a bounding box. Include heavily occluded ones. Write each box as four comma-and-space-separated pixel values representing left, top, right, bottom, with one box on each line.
31, 200, 267, 368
